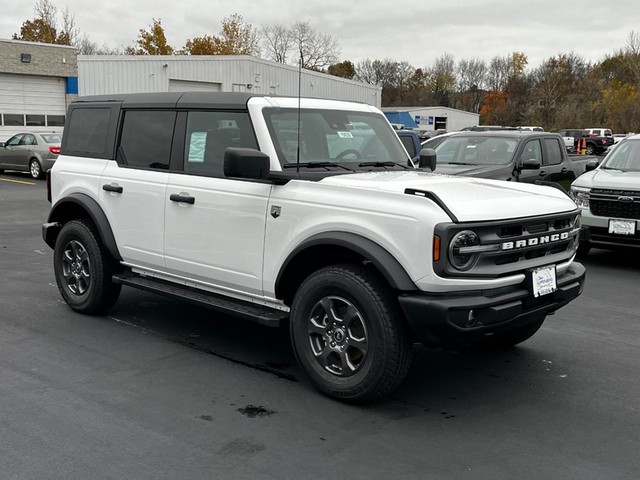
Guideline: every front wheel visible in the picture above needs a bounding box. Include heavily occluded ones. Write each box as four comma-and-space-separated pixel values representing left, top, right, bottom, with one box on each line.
585, 144, 595, 155
29, 159, 44, 179
54, 219, 121, 314
290, 264, 413, 403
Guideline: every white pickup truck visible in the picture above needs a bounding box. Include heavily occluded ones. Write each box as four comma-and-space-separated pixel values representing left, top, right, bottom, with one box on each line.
42, 93, 586, 402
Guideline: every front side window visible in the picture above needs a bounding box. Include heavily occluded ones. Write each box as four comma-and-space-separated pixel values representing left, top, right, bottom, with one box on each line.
520, 139, 542, 163
544, 138, 563, 165
119, 110, 176, 170
183, 111, 258, 176
5, 134, 23, 146
263, 108, 409, 169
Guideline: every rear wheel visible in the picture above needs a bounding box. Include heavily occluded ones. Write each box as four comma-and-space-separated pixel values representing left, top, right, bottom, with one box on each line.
29, 159, 44, 179
290, 264, 413, 403
585, 144, 595, 155
54, 219, 121, 314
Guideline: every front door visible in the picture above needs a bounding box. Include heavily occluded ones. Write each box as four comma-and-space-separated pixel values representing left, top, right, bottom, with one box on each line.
163, 110, 270, 298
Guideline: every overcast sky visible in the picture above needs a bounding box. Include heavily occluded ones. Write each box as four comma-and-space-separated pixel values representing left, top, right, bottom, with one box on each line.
2, 0, 639, 70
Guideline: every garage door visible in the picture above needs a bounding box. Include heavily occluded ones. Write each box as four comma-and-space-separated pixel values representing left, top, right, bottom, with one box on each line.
0, 73, 66, 140
168, 79, 222, 92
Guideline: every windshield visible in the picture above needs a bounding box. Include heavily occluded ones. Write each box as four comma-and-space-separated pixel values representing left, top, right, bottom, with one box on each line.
263, 108, 410, 169
600, 139, 640, 171
433, 136, 517, 165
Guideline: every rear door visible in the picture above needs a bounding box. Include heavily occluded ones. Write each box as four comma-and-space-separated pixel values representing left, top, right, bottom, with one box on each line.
16, 133, 38, 169
541, 136, 575, 190
100, 110, 174, 270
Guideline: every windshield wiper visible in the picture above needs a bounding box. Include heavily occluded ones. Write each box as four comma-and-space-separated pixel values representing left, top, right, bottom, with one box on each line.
283, 161, 353, 171
600, 166, 624, 171
443, 162, 476, 166
358, 161, 409, 169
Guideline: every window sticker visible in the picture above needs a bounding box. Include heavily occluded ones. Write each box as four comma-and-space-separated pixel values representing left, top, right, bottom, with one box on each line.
188, 132, 207, 163
337, 131, 353, 139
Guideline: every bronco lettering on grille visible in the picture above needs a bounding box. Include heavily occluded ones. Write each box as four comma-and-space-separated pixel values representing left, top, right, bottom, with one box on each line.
502, 232, 569, 250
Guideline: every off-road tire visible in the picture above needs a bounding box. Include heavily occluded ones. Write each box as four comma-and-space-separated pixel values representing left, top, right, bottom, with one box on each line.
290, 263, 413, 403
54, 219, 121, 314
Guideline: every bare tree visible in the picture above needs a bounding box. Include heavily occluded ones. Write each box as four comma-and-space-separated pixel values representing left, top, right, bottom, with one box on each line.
288, 21, 340, 70
457, 58, 487, 112
262, 24, 291, 63
61, 6, 79, 46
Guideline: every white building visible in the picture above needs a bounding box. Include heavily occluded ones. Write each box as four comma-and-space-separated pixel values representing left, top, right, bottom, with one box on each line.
382, 106, 479, 132
78, 55, 381, 107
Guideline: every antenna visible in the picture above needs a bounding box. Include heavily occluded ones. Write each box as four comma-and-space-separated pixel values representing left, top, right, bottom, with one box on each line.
296, 56, 302, 174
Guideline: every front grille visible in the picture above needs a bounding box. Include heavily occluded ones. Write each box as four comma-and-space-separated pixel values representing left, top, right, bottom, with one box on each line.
434, 211, 580, 278
590, 189, 640, 220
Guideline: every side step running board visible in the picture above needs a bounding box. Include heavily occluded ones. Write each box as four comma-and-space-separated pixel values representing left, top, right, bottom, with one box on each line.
113, 273, 288, 327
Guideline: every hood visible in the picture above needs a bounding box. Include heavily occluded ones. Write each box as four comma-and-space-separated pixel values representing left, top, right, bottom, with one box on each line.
573, 168, 640, 190
434, 163, 509, 178
320, 171, 576, 223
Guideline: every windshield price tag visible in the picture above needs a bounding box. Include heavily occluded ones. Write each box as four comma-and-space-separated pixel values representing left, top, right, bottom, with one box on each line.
531, 265, 557, 298
608, 219, 636, 235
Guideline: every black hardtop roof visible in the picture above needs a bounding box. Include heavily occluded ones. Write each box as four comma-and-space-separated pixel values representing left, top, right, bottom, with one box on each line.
72, 92, 263, 109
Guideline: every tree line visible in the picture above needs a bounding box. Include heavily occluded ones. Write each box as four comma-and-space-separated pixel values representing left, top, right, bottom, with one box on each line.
12, 0, 640, 133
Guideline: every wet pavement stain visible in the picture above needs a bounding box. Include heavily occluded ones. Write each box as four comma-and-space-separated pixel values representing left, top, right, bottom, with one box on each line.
237, 404, 276, 418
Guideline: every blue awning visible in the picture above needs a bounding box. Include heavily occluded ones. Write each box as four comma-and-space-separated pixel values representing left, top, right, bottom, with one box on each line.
384, 112, 418, 128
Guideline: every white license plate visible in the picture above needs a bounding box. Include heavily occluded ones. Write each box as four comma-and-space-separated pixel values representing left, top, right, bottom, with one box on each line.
532, 265, 557, 298
608, 219, 636, 235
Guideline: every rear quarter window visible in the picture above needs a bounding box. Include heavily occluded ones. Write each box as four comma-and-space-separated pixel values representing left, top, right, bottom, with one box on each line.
63, 107, 118, 159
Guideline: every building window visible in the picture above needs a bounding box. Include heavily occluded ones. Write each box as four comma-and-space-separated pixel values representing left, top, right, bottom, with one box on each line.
26, 114, 46, 126
3, 114, 24, 126
47, 115, 65, 126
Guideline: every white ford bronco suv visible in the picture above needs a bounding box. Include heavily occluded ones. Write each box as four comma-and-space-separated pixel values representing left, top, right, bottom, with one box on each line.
43, 93, 586, 402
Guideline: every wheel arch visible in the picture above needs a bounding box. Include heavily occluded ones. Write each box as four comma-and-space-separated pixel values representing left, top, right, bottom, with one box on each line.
45, 193, 122, 261
275, 232, 417, 305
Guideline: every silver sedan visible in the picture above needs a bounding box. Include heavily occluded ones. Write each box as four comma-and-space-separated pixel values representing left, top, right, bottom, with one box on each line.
0, 132, 61, 179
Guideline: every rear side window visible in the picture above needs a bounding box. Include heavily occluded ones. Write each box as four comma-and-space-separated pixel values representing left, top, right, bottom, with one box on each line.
118, 110, 176, 170
65, 108, 111, 155
544, 138, 563, 165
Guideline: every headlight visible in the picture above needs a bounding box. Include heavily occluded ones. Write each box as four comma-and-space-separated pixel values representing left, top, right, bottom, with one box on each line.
449, 230, 480, 271
569, 186, 590, 209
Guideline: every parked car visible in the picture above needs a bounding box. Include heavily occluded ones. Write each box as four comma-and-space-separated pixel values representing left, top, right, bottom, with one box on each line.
518, 126, 544, 132
461, 125, 518, 132
395, 130, 421, 165
430, 131, 596, 190
570, 134, 640, 255
420, 131, 459, 151
613, 133, 630, 144
0, 131, 61, 179
558, 128, 614, 155
585, 128, 613, 138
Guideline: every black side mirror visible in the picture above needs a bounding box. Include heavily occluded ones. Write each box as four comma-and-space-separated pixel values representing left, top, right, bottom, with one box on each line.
520, 158, 541, 170
418, 148, 437, 171
224, 148, 270, 180
585, 160, 600, 172
0, 142, 4, 148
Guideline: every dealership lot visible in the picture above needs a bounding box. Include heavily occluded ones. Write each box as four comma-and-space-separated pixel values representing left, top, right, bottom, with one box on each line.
0, 173, 638, 479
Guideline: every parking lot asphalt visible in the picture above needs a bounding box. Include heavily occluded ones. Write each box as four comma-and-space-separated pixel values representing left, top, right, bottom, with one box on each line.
1, 172, 639, 480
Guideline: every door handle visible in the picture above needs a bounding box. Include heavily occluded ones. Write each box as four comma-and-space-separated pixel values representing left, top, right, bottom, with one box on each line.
170, 193, 195, 205
102, 184, 123, 193
538, 170, 548, 176
561, 167, 570, 173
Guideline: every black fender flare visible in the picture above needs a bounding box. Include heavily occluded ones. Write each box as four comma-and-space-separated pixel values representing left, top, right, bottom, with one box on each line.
276, 231, 417, 293
47, 193, 122, 261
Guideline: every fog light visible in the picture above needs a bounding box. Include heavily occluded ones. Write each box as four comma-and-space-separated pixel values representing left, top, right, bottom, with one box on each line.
467, 310, 477, 326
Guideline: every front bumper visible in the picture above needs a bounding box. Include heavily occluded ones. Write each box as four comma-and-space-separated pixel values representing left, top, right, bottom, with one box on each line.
398, 262, 586, 347
580, 225, 640, 249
